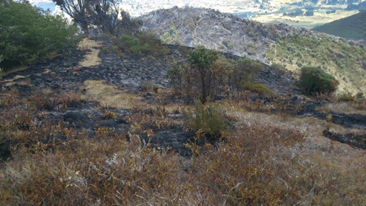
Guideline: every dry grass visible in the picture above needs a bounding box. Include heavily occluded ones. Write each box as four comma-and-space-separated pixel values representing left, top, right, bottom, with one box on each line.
26, 90, 88, 110
76, 38, 103, 68
82, 80, 144, 109
0, 74, 31, 87
318, 101, 366, 115
1, 81, 365, 205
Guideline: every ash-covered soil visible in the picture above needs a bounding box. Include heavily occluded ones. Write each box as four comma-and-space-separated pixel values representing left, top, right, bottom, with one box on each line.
1, 36, 366, 161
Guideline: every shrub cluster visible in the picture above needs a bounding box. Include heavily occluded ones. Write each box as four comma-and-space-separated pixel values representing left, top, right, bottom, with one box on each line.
168, 46, 267, 103
114, 32, 170, 56
298, 67, 339, 95
0, 0, 82, 72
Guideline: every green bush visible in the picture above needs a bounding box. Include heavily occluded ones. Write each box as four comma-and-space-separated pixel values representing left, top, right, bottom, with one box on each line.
186, 100, 228, 139
298, 67, 339, 95
0, 0, 81, 71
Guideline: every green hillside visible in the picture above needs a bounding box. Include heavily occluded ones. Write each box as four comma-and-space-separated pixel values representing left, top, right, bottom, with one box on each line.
265, 35, 366, 95
313, 11, 366, 40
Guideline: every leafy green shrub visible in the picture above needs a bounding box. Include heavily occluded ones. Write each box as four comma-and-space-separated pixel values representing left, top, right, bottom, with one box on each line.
0, 0, 81, 71
186, 100, 228, 139
298, 67, 339, 95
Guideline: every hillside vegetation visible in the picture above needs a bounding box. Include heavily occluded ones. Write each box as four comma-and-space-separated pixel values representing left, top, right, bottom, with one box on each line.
265, 34, 366, 95
313, 11, 366, 40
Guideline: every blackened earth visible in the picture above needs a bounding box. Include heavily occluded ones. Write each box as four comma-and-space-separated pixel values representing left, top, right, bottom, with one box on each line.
1, 36, 366, 161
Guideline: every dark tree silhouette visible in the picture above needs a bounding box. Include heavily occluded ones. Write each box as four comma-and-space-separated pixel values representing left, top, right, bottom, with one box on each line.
52, 0, 141, 36
52, 0, 99, 35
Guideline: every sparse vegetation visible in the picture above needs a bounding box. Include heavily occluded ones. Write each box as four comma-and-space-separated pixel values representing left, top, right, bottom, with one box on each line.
168, 48, 267, 103
247, 41, 258, 54
266, 35, 366, 95
113, 32, 170, 56
161, 26, 179, 44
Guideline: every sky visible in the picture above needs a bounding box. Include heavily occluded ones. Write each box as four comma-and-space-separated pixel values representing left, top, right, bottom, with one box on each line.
26, 0, 56, 12
23, 0, 73, 24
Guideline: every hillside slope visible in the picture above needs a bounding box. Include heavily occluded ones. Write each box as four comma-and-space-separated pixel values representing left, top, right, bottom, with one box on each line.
138, 7, 366, 95
137, 7, 306, 63
313, 11, 366, 40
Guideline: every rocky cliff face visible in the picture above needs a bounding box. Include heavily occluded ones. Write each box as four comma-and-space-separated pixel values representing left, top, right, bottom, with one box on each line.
137, 7, 366, 64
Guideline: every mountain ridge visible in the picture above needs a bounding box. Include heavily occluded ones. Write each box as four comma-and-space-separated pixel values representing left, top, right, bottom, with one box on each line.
137, 6, 366, 62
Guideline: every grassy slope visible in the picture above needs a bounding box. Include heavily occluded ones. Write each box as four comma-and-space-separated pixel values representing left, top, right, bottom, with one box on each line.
265, 34, 366, 95
313, 11, 366, 40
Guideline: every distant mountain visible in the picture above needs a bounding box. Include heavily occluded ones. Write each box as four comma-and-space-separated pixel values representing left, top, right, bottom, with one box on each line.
346, 1, 366, 10
313, 11, 366, 40
137, 7, 364, 61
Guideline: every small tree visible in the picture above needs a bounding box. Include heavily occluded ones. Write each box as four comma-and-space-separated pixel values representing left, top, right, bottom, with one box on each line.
53, 0, 142, 36
168, 50, 269, 102
52, 0, 94, 35
188, 46, 219, 104
298, 67, 339, 95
